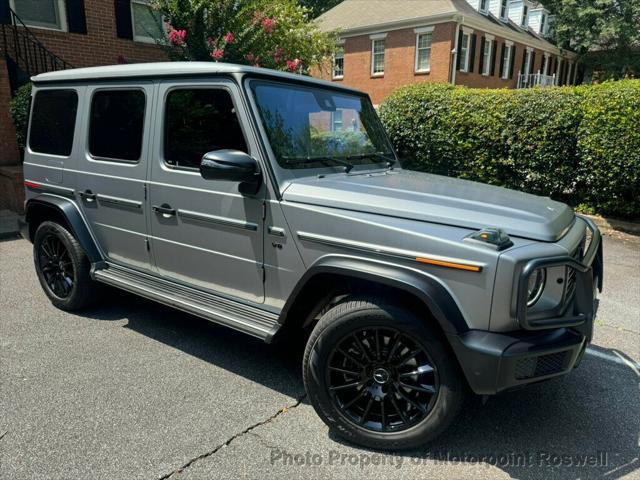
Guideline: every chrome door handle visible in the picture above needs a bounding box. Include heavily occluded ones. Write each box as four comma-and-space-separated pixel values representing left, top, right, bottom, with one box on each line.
78, 190, 96, 202
153, 204, 176, 217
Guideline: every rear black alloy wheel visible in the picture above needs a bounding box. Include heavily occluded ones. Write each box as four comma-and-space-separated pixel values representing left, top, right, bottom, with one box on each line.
327, 327, 439, 433
37, 233, 75, 299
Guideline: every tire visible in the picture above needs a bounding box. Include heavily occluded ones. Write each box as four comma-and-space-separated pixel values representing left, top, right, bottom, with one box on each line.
33, 221, 100, 311
303, 295, 466, 450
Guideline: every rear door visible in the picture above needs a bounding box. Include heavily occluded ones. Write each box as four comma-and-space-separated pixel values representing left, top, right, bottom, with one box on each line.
75, 83, 154, 271
147, 79, 265, 303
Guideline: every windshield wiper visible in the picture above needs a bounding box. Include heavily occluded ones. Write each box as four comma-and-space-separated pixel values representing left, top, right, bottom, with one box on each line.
282, 155, 355, 173
345, 152, 396, 168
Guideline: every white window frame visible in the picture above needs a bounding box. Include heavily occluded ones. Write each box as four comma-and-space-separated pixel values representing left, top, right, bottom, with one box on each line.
540, 13, 547, 35
481, 34, 494, 76
479, 0, 489, 13
414, 26, 434, 73
131, 0, 165, 44
501, 41, 513, 79
521, 5, 529, 27
10, 0, 68, 32
500, 0, 509, 20
370, 33, 387, 77
332, 44, 345, 80
331, 110, 343, 131
459, 27, 473, 73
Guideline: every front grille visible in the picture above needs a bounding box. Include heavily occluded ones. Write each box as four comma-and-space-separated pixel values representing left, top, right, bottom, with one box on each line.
514, 351, 569, 380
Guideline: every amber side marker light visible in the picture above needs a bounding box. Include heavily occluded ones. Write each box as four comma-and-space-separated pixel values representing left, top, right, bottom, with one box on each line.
415, 257, 482, 272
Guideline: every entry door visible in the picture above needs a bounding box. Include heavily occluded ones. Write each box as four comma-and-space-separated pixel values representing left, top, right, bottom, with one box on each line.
148, 80, 265, 303
76, 83, 154, 271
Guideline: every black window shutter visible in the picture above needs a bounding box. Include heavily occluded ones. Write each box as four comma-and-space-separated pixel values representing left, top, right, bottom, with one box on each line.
530, 51, 536, 74
115, 0, 133, 39
456, 29, 463, 70
499, 44, 505, 77
509, 46, 516, 79
478, 37, 485, 73
520, 49, 526, 74
66, 0, 87, 34
0, 0, 10, 24
469, 34, 477, 72
490, 41, 498, 76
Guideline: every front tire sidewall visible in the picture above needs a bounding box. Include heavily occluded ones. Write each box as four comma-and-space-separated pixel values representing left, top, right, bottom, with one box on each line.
304, 302, 463, 450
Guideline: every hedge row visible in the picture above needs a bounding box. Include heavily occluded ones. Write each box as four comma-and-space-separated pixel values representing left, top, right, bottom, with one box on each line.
378, 80, 640, 218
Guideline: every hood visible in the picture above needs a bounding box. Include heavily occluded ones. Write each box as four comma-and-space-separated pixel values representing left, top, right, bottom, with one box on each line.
282, 170, 575, 242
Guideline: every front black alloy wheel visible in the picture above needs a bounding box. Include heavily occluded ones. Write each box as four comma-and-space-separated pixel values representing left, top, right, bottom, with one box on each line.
304, 296, 466, 450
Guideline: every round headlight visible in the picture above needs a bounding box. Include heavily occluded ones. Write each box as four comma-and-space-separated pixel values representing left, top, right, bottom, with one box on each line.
527, 268, 546, 307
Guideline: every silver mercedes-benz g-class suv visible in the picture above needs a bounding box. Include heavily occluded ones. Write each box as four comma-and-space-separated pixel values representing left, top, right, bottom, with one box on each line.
20, 62, 603, 450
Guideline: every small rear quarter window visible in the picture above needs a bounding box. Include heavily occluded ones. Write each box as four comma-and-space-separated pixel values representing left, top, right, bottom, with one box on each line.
29, 89, 78, 157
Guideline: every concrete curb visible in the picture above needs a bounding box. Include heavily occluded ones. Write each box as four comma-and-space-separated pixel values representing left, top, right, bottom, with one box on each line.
583, 214, 640, 237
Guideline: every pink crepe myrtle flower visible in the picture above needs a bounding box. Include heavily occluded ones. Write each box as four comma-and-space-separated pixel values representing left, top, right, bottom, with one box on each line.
286, 58, 301, 71
169, 29, 186, 46
223, 31, 234, 44
273, 47, 284, 63
245, 52, 255, 63
262, 18, 275, 35
207, 37, 214, 48
211, 48, 224, 61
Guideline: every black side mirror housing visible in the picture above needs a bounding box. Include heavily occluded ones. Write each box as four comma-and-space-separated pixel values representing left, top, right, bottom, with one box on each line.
199, 150, 262, 194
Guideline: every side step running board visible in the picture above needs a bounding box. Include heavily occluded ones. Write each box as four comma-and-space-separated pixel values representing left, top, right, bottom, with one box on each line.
92, 263, 280, 342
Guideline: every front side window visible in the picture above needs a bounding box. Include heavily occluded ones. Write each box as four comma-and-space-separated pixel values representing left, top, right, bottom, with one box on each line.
250, 81, 395, 171
164, 88, 248, 169
481, 38, 493, 76
29, 89, 78, 156
459, 33, 470, 72
371, 39, 385, 75
333, 46, 344, 79
131, 0, 164, 43
501, 44, 512, 79
11, 0, 67, 31
415, 32, 433, 72
89, 90, 146, 162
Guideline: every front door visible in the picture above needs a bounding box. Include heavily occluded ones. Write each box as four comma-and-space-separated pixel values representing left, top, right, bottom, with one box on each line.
76, 83, 154, 271
147, 79, 265, 303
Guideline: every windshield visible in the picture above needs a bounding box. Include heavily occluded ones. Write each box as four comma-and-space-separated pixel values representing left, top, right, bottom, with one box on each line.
250, 81, 396, 170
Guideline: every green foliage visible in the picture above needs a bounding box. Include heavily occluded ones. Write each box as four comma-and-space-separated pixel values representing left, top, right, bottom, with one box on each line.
298, 0, 343, 18
379, 80, 640, 218
152, 0, 336, 73
9, 83, 32, 150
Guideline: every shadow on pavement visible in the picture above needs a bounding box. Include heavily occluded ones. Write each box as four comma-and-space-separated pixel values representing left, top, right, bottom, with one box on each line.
83, 288, 639, 479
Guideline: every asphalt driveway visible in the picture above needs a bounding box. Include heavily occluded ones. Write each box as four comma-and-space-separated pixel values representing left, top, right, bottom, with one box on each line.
1, 233, 638, 479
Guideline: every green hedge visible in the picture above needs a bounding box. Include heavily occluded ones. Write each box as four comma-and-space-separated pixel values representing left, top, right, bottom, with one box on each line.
9, 83, 32, 152
379, 80, 640, 218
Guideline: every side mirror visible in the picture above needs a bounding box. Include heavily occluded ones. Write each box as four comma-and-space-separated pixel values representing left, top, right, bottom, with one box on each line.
200, 149, 262, 193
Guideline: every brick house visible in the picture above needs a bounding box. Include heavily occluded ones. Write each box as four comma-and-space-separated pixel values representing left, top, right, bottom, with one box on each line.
0, 0, 165, 211
314, 0, 579, 104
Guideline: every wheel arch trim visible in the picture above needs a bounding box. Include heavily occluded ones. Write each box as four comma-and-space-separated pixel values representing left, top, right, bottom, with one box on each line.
25, 194, 104, 264
278, 254, 470, 335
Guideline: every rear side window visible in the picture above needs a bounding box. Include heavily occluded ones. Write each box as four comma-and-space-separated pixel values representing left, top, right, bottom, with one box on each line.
89, 90, 146, 162
29, 90, 78, 156
164, 88, 248, 169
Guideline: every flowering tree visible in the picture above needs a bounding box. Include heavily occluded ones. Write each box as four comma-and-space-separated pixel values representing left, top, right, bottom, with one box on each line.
152, 0, 336, 73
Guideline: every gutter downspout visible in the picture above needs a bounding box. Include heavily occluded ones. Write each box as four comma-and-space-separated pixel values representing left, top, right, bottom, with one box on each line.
450, 16, 462, 85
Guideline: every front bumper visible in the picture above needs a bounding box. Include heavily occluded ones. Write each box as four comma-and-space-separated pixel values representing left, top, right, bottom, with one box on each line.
448, 216, 603, 395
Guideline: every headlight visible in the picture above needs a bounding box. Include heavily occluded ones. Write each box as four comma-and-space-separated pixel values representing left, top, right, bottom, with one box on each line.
527, 268, 546, 307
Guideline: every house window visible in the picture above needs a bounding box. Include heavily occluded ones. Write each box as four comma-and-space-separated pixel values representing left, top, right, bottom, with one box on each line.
459, 32, 471, 72
333, 46, 344, 79
479, 0, 488, 12
10, 0, 67, 31
500, 0, 509, 20
521, 5, 529, 27
501, 43, 512, 79
522, 48, 532, 74
540, 13, 546, 34
331, 110, 343, 131
481, 38, 493, 76
131, 0, 164, 43
371, 38, 386, 75
415, 31, 433, 72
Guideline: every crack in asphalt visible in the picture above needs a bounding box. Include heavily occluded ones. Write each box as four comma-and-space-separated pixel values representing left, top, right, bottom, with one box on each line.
157, 394, 306, 480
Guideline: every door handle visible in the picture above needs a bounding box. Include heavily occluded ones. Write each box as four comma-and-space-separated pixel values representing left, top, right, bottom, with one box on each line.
78, 189, 96, 202
153, 204, 176, 217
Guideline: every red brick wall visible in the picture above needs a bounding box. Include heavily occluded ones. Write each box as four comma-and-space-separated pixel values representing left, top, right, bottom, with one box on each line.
0, 59, 20, 166
314, 22, 456, 105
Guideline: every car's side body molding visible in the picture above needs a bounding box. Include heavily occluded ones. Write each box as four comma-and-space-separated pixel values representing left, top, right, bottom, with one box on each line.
278, 255, 470, 335
24, 194, 104, 264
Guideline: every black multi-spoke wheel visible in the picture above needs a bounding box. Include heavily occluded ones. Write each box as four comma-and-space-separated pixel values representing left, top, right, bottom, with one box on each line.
33, 221, 99, 311
327, 327, 439, 432
304, 296, 466, 450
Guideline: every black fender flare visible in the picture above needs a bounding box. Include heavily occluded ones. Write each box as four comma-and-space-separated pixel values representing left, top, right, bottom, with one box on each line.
25, 194, 104, 264
278, 255, 469, 335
